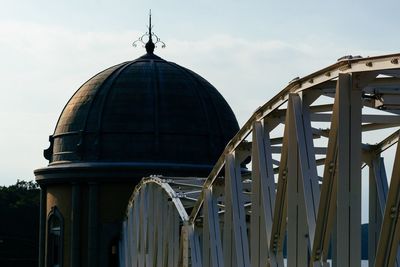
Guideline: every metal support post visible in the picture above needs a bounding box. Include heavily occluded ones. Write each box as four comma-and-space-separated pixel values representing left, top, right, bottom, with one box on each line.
155, 186, 164, 267
336, 73, 361, 267
290, 93, 320, 244
131, 195, 140, 267
225, 152, 251, 267
311, 76, 341, 267
203, 188, 224, 267
147, 185, 155, 267
374, 134, 400, 267
369, 160, 382, 267
189, 224, 202, 267
287, 93, 310, 267
179, 223, 190, 267
251, 120, 276, 267
269, 115, 289, 267
138, 185, 148, 266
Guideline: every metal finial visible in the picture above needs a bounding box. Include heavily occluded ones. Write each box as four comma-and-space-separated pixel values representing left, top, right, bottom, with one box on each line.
148, 9, 153, 39
132, 10, 166, 54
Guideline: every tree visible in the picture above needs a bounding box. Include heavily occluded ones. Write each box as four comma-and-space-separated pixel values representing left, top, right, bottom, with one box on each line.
0, 180, 40, 266
0, 179, 39, 209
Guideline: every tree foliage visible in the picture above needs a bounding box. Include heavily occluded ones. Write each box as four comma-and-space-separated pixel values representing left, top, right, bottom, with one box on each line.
0, 180, 40, 265
0, 180, 40, 209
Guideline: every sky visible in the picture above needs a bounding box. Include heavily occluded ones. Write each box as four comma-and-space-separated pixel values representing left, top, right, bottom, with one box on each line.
0, 0, 399, 187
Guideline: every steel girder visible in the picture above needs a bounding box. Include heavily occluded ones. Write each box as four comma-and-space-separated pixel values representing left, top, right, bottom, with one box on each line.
120, 53, 400, 267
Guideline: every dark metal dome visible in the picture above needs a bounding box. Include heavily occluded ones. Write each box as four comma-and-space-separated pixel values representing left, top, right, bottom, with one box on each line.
44, 53, 239, 172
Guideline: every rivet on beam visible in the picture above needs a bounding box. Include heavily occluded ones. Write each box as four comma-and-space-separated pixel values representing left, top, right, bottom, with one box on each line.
366, 62, 373, 67
282, 169, 287, 179
390, 206, 397, 218
328, 162, 335, 173
391, 58, 399, 64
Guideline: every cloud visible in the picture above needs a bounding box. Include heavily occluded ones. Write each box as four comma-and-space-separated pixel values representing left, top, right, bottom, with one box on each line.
0, 20, 389, 185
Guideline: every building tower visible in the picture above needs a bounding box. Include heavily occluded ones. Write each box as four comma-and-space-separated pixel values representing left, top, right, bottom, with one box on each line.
34, 16, 239, 267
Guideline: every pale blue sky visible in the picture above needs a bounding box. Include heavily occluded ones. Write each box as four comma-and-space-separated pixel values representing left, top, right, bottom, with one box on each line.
0, 0, 399, 187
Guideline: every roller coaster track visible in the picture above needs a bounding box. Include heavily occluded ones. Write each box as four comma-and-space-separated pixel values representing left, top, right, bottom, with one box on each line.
120, 53, 400, 267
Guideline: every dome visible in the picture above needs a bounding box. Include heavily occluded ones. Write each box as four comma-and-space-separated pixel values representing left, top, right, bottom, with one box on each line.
44, 53, 239, 173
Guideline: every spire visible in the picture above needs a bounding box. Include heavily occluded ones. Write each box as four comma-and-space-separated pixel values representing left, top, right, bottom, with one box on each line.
148, 9, 153, 38
145, 10, 155, 54
133, 10, 165, 54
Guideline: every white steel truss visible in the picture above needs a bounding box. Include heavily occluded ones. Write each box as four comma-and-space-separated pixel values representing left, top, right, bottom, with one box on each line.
120, 53, 400, 267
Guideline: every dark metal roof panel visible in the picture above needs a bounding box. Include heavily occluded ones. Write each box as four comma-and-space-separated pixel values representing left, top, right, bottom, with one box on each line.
47, 53, 239, 171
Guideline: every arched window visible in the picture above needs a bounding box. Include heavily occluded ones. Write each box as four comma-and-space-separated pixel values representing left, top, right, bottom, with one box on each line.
47, 206, 63, 267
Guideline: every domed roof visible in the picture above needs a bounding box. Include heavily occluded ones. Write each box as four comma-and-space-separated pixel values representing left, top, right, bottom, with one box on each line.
44, 53, 239, 172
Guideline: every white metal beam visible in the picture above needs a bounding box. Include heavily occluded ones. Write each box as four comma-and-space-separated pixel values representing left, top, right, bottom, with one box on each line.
291, 93, 321, 245
336, 73, 362, 267
287, 93, 311, 267
374, 134, 400, 267
311, 75, 341, 266
369, 158, 385, 267
203, 188, 224, 267
251, 120, 276, 267
268, 115, 289, 267
225, 152, 251, 267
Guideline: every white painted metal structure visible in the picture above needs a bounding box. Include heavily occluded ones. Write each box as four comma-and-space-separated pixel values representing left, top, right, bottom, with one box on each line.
119, 53, 400, 267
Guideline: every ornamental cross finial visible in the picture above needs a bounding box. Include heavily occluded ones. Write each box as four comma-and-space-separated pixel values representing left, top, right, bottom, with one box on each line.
133, 10, 166, 54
